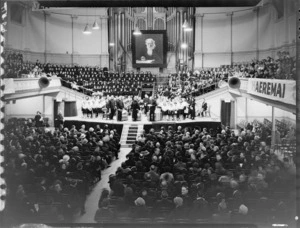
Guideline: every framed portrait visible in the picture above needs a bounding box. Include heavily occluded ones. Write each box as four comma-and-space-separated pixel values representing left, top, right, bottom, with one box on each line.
132, 30, 167, 68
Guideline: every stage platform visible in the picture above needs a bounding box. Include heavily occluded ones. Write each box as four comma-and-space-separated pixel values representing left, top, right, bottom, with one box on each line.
64, 114, 221, 135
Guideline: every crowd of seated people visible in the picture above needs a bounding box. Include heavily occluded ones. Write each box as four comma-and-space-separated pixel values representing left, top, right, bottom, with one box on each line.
231, 52, 296, 80
159, 52, 295, 99
163, 69, 226, 98
2, 50, 25, 78
2, 50, 156, 96
3, 117, 121, 225
94, 123, 296, 224
44, 65, 155, 96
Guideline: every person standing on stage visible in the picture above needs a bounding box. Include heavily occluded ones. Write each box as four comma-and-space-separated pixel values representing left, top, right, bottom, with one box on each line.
168, 101, 175, 121
34, 111, 43, 127
189, 97, 196, 120
86, 97, 93, 118
201, 98, 208, 117
131, 96, 140, 121
143, 94, 150, 114
182, 98, 189, 120
116, 96, 124, 121
108, 96, 116, 120
96, 96, 103, 118
174, 101, 180, 121
149, 96, 157, 121
161, 101, 168, 121
178, 99, 185, 121
92, 96, 98, 118
81, 97, 88, 118
55, 110, 64, 128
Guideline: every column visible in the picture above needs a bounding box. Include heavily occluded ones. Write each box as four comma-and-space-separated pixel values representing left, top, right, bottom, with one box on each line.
283, 0, 289, 45
71, 15, 77, 66
245, 97, 248, 123
44, 11, 48, 63
193, 13, 204, 69
254, 7, 259, 60
101, 15, 109, 67
226, 12, 233, 66
121, 12, 125, 71
113, 12, 118, 71
183, 11, 188, 68
271, 106, 276, 148
109, 8, 114, 71
43, 95, 46, 118
177, 7, 188, 70
200, 14, 204, 68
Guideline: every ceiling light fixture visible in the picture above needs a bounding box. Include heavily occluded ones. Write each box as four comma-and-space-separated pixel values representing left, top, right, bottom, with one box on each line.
83, 23, 91, 34
133, 26, 142, 36
182, 19, 188, 28
92, 20, 100, 30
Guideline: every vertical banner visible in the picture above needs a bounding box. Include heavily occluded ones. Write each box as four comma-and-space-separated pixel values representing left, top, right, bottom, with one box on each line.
247, 79, 296, 105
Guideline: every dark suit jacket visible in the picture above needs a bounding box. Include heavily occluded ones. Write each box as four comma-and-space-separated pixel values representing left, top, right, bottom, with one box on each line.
109, 99, 116, 110
116, 99, 124, 110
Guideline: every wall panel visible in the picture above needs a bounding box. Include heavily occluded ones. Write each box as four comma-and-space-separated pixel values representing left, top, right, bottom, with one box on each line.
203, 14, 230, 53
232, 10, 256, 52
26, 11, 45, 52
47, 14, 72, 54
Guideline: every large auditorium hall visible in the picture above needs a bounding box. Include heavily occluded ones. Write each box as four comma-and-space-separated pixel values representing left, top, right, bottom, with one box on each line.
0, 0, 298, 228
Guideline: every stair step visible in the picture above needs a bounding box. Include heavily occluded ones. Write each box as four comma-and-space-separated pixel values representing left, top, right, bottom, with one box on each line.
127, 138, 136, 141
128, 130, 138, 133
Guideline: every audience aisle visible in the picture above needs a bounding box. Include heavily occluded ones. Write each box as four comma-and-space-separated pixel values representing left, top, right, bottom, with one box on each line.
74, 148, 131, 223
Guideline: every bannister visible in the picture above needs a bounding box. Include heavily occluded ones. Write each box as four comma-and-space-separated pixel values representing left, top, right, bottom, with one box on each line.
4, 77, 62, 95
228, 77, 296, 106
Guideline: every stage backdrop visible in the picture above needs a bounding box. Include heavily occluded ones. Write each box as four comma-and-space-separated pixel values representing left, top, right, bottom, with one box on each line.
132, 30, 167, 68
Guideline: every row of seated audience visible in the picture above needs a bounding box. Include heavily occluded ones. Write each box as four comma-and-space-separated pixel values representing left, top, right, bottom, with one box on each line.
231, 52, 295, 80
94, 123, 296, 224
3, 117, 121, 225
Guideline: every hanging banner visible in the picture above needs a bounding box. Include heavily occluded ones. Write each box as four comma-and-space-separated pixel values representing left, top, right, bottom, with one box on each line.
247, 79, 296, 105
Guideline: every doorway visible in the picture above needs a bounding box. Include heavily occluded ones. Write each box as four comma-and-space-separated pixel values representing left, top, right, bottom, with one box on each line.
221, 100, 235, 128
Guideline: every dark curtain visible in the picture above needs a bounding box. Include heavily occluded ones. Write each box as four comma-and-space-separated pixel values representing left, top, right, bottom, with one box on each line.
221, 100, 231, 127
64, 101, 77, 117
53, 100, 59, 124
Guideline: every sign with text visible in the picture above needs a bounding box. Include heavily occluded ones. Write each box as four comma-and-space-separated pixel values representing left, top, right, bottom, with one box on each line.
247, 79, 296, 105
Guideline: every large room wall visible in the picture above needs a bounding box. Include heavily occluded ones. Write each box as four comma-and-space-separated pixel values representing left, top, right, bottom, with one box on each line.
194, 0, 296, 68
5, 95, 53, 123
235, 96, 296, 124
5, 88, 85, 125
5, 4, 109, 66
5, 1, 296, 69
196, 90, 295, 128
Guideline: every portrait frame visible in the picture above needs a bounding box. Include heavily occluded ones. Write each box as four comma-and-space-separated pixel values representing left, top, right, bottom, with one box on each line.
132, 30, 167, 68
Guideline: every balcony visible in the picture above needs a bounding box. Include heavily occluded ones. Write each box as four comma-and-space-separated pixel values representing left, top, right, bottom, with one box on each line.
3, 77, 62, 100
228, 77, 296, 113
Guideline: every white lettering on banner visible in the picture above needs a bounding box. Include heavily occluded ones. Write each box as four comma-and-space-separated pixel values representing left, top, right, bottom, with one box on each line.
247, 79, 296, 105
